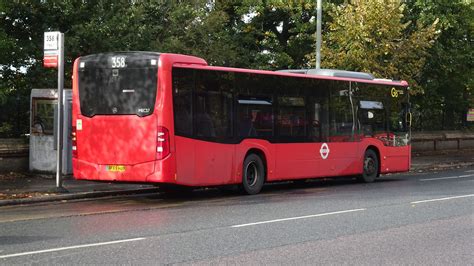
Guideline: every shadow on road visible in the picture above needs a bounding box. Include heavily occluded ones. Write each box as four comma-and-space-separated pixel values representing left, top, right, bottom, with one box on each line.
131, 175, 406, 206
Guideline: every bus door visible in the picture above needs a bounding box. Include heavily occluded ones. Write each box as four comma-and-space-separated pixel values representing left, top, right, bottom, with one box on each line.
274, 96, 320, 180
385, 87, 411, 171
319, 84, 359, 176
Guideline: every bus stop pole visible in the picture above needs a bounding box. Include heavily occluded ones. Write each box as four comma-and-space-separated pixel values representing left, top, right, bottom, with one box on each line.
315, 0, 322, 69
55, 32, 65, 190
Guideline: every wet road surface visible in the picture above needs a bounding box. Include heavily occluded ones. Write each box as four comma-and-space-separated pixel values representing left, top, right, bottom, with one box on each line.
1, 167, 473, 264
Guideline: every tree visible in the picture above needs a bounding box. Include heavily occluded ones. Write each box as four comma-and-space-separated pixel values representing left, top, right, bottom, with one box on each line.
231, 0, 318, 70
315, 0, 439, 94
405, 0, 473, 130
0, 0, 173, 137
0, 0, 470, 136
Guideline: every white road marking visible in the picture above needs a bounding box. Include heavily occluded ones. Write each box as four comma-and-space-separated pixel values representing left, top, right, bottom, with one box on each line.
0, 237, 145, 259
458, 174, 474, 178
465, 170, 474, 173
420, 176, 462, 181
410, 194, 474, 204
231, 208, 366, 228
419, 174, 474, 181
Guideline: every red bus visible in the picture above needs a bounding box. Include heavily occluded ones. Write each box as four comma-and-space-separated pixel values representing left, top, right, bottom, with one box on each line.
72, 52, 411, 194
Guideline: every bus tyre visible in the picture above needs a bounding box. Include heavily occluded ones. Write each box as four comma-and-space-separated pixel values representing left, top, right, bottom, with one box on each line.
361, 149, 379, 183
241, 154, 265, 195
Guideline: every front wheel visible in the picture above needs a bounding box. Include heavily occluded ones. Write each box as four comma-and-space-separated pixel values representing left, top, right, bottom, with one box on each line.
241, 154, 265, 195
360, 149, 379, 183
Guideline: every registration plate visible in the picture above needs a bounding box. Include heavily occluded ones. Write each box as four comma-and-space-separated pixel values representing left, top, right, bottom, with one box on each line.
106, 165, 126, 172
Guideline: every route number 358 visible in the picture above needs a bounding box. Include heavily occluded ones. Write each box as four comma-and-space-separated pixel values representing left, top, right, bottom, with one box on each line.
111, 56, 126, 68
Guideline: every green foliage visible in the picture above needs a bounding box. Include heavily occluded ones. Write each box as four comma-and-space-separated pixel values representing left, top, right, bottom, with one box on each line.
405, 0, 473, 130
0, 0, 472, 136
318, 0, 439, 94
233, 0, 318, 69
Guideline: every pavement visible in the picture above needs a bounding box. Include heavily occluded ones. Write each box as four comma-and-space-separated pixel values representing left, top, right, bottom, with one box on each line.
0, 149, 473, 206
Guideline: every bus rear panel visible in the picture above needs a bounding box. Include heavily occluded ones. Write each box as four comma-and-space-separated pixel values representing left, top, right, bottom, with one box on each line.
72, 52, 175, 183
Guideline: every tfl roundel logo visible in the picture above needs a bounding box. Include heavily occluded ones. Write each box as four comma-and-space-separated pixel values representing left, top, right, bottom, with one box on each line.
320, 143, 330, 159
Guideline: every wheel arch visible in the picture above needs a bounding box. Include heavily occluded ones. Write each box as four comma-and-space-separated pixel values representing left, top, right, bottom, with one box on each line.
245, 148, 268, 181
366, 145, 381, 176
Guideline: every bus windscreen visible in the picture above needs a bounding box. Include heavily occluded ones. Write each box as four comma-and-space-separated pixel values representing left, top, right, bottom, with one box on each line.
78, 53, 158, 117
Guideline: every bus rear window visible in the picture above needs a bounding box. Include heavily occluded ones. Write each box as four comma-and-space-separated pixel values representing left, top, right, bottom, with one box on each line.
78, 53, 158, 117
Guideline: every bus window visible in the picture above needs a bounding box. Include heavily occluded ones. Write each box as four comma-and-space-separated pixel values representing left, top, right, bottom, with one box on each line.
78, 54, 158, 117
172, 68, 193, 136
195, 94, 217, 137
305, 79, 330, 142
237, 96, 273, 137
194, 70, 233, 139
329, 83, 354, 142
277, 96, 306, 137
387, 87, 410, 146
358, 100, 386, 137
235, 72, 275, 138
354, 83, 410, 146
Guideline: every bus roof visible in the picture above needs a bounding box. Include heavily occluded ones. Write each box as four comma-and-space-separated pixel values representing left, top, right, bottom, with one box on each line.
278, 69, 375, 80
78, 52, 407, 87
173, 63, 408, 87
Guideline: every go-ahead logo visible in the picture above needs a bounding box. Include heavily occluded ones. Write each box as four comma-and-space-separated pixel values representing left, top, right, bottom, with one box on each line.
320, 143, 330, 159
391, 87, 404, 98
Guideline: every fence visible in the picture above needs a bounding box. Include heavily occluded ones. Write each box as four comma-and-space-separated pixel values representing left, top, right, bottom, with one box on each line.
0, 138, 29, 173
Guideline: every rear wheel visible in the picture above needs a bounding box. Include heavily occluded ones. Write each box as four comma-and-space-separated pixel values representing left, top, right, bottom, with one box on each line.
360, 149, 379, 183
241, 154, 265, 195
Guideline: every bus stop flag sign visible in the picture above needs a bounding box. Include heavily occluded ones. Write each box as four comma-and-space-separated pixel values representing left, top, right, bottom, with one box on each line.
44, 32, 60, 68
43, 31, 66, 190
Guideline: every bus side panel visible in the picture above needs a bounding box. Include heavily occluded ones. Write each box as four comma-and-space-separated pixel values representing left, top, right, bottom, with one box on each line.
174, 136, 195, 185
382, 145, 411, 173
315, 142, 361, 177
274, 143, 319, 180
172, 137, 236, 186
192, 140, 235, 186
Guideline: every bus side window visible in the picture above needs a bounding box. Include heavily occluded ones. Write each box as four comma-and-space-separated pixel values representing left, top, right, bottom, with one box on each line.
307, 79, 329, 142
194, 70, 233, 139
195, 95, 216, 137
309, 102, 322, 142
329, 84, 353, 142
172, 68, 193, 136
237, 96, 273, 138
277, 96, 306, 137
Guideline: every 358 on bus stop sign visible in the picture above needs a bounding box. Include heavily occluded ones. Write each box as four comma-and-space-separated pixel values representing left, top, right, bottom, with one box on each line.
44, 32, 60, 68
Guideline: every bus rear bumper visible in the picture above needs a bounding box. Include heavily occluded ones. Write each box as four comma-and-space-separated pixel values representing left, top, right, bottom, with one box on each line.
72, 158, 175, 183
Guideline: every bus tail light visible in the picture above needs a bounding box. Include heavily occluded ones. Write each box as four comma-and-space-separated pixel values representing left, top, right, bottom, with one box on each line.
156, 126, 170, 160
72, 125, 78, 158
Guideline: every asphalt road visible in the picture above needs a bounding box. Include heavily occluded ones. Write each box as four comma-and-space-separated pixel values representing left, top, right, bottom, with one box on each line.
1, 167, 473, 264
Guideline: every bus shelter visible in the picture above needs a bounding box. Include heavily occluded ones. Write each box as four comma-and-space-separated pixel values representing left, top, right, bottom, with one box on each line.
29, 89, 72, 174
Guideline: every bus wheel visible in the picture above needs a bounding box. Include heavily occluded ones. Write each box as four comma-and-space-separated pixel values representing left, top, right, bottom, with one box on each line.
241, 154, 265, 195
360, 149, 379, 183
